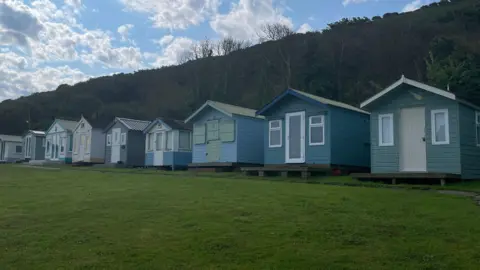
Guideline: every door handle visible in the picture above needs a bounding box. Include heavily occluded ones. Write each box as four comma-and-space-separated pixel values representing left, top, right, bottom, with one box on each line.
422, 137, 425, 142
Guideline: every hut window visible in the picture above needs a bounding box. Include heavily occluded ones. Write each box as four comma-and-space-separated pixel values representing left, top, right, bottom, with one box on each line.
193, 124, 206, 144
149, 133, 155, 151
378, 114, 394, 146
269, 120, 282, 148
106, 134, 112, 146
476, 112, 480, 146
16, 145, 22, 153
121, 133, 126, 145
431, 109, 449, 145
156, 133, 164, 151
179, 131, 191, 151
207, 120, 219, 141
165, 131, 173, 151
220, 120, 235, 142
309, 115, 325, 145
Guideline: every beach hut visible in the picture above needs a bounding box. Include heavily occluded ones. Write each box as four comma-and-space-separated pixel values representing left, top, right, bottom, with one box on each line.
104, 117, 150, 167
254, 88, 370, 173
45, 119, 77, 163
143, 118, 192, 169
0, 135, 23, 163
72, 116, 106, 164
185, 100, 264, 170
358, 75, 480, 182
23, 130, 45, 161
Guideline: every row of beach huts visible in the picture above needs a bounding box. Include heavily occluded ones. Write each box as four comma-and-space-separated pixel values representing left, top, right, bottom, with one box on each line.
2, 76, 480, 183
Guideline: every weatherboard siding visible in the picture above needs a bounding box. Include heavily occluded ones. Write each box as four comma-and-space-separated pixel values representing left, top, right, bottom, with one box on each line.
263, 95, 330, 165
126, 130, 147, 167
459, 104, 480, 179
163, 151, 192, 167
330, 106, 370, 167
191, 108, 239, 163
235, 115, 264, 164
370, 85, 461, 174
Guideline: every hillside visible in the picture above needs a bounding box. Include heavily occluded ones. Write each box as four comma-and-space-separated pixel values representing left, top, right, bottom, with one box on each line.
1, 0, 479, 135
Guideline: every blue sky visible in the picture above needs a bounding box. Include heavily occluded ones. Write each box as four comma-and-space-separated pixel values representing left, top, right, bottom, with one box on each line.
0, 0, 437, 101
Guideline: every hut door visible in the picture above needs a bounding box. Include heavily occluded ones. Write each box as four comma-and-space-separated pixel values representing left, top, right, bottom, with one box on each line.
400, 107, 427, 172
78, 134, 86, 160
206, 120, 220, 162
286, 111, 305, 163
111, 128, 121, 163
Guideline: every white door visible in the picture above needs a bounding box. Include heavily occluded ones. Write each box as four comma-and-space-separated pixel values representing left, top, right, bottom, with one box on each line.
400, 107, 427, 172
286, 111, 306, 163
111, 128, 121, 163
154, 132, 164, 166
78, 134, 86, 161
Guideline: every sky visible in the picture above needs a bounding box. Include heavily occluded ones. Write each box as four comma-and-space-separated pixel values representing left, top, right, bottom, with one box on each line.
0, 0, 439, 101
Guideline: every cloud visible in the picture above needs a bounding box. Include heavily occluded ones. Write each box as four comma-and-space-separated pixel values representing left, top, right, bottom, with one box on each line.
402, 0, 422, 12
0, 51, 91, 101
342, 0, 369, 6
118, 23, 134, 41
210, 0, 293, 40
147, 36, 195, 67
0, 0, 146, 101
0, 1, 44, 48
297, 23, 312, 34
119, 0, 220, 30
154, 35, 175, 47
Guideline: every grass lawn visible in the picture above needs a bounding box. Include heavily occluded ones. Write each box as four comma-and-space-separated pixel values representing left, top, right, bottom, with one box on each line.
1, 165, 480, 269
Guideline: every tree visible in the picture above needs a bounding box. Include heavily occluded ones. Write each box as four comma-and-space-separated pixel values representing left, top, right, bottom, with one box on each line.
214, 37, 251, 56
257, 23, 294, 42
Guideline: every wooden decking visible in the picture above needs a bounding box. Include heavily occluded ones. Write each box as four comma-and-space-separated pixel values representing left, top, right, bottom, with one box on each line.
351, 172, 462, 186
188, 162, 262, 172
241, 164, 369, 179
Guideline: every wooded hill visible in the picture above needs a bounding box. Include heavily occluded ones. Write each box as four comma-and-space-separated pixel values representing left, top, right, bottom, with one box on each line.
1, 0, 479, 135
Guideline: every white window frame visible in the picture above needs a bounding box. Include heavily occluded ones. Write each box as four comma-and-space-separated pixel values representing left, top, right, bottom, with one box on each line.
106, 134, 112, 146
431, 109, 450, 145
120, 133, 126, 146
476, 111, 480, 146
269, 120, 282, 148
378, 113, 394, 146
309, 115, 325, 146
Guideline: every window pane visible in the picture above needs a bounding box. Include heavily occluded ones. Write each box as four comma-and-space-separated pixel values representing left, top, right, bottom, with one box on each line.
270, 120, 280, 129
381, 117, 392, 144
435, 112, 446, 142
179, 131, 190, 150
311, 126, 324, 144
270, 130, 281, 146
310, 116, 323, 124
156, 133, 163, 151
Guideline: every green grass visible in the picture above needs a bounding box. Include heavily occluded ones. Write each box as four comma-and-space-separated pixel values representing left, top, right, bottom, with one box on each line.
1, 165, 480, 269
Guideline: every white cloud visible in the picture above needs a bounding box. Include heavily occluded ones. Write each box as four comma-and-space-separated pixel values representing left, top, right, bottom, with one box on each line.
64, 0, 83, 14
118, 24, 134, 41
210, 0, 293, 40
0, 52, 91, 100
402, 0, 422, 12
148, 36, 195, 67
0, 0, 146, 101
154, 35, 175, 47
297, 23, 312, 34
119, 0, 220, 30
342, 0, 369, 6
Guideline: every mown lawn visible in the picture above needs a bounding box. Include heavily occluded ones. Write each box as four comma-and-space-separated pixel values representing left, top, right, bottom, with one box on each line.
0, 165, 479, 269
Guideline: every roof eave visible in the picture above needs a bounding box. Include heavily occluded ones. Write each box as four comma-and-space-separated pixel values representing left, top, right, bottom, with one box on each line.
185, 101, 232, 123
